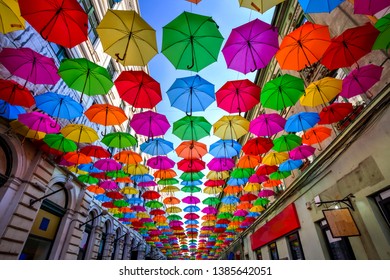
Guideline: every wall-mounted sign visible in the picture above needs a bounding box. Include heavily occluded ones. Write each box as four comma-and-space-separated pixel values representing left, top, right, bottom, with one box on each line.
323, 208, 360, 238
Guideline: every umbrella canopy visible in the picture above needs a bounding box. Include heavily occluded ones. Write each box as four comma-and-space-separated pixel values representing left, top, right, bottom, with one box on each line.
207, 158, 235, 171
300, 77, 342, 107
279, 159, 304, 172
302, 126, 332, 145
63, 151, 92, 165
209, 139, 242, 158
58, 58, 113, 102
0, 0, 25, 34
18, 0, 87, 48
354, 0, 390, 15
321, 23, 379, 70
9, 120, 46, 140
275, 22, 331, 71
161, 11, 224, 72
0, 79, 35, 108
147, 156, 175, 170
242, 137, 273, 155
289, 145, 316, 160
180, 171, 204, 181
222, 18, 279, 74
262, 152, 289, 166
177, 159, 206, 172
373, 13, 390, 50
35, 92, 83, 120
237, 155, 262, 169
80, 145, 111, 159
272, 134, 302, 152
114, 70, 161, 109
318, 102, 353, 124
249, 113, 286, 137
0, 47, 60, 85
175, 140, 208, 159
297, 0, 345, 13
213, 115, 249, 140
140, 138, 174, 156
0, 100, 26, 120
173, 116, 212, 141
260, 74, 304, 111
43, 134, 77, 153
95, 159, 121, 172
18, 112, 60, 134
256, 164, 278, 176
285, 112, 320, 133
61, 124, 99, 144
96, 10, 158, 66
238, 0, 286, 13
85, 103, 127, 133
130, 111, 170, 138
101, 132, 137, 148
167, 75, 215, 115
216, 79, 261, 114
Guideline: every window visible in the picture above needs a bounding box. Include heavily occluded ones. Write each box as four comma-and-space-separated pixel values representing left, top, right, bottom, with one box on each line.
255, 248, 262, 260
49, 42, 68, 62
97, 222, 109, 259
77, 212, 94, 260
106, 60, 116, 79
373, 188, 390, 229
111, 228, 121, 260
108, 0, 117, 8
0, 137, 12, 187
79, 0, 99, 44
268, 242, 279, 260
287, 232, 305, 260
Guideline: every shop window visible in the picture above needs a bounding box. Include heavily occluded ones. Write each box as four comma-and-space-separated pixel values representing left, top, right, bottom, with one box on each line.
373, 187, 390, 229
255, 248, 262, 260
97, 222, 109, 259
268, 242, 279, 260
77, 212, 94, 260
287, 232, 305, 260
319, 219, 356, 260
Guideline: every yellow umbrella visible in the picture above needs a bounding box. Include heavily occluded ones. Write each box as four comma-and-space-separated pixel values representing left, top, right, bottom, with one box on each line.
206, 170, 229, 180
238, 0, 286, 13
300, 77, 342, 107
137, 212, 150, 218
108, 208, 121, 214
201, 220, 216, 226
96, 10, 158, 66
0, 0, 25, 34
262, 152, 289, 166
204, 186, 223, 195
9, 120, 45, 140
250, 205, 265, 212
243, 182, 262, 192
61, 124, 98, 144
160, 185, 180, 193
123, 164, 149, 175
67, 166, 88, 175
120, 186, 138, 195
166, 206, 182, 214
220, 204, 237, 213
213, 115, 250, 139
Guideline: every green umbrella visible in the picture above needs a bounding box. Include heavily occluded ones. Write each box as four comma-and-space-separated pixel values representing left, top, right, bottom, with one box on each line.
43, 133, 78, 153
253, 197, 270, 207
161, 11, 224, 72
217, 212, 233, 219
260, 74, 304, 111
167, 214, 182, 221
180, 171, 204, 181
106, 170, 129, 178
158, 178, 179, 185
58, 58, 113, 102
202, 197, 221, 206
101, 132, 137, 148
269, 170, 291, 180
232, 216, 245, 222
230, 168, 255, 178
77, 174, 99, 184
172, 115, 212, 141
113, 199, 129, 207
145, 200, 164, 208
181, 185, 201, 193
272, 134, 302, 152
373, 13, 390, 50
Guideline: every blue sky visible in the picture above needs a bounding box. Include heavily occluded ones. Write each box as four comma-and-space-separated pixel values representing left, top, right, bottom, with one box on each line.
138, 0, 274, 208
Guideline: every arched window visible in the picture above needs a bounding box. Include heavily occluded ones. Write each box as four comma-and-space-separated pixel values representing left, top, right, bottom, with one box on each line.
19, 183, 68, 259
97, 221, 109, 260
111, 228, 121, 260
0, 137, 12, 187
77, 212, 95, 260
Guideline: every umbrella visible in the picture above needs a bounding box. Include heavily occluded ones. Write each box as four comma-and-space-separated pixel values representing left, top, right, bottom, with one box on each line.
182, 195, 201, 204
77, 164, 101, 173
272, 134, 302, 152
373, 13, 390, 50
114, 70, 161, 109
0, 47, 60, 85
289, 145, 316, 160
297, 0, 345, 13
269, 170, 291, 180
113, 151, 142, 165
221, 195, 240, 205
95, 159, 121, 172
237, 155, 262, 168
300, 77, 342, 107
302, 126, 332, 149
285, 112, 320, 133
222, 19, 279, 74
175, 140, 207, 159
206, 171, 230, 180
354, 0, 390, 15
18, 0, 87, 48
101, 132, 137, 149
172, 116, 211, 141
167, 75, 215, 115
124, 164, 149, 175
35, 92, 83, 121
147, 156, 175, 170
275, 22, 331, 71
180, 172, 204, 181
216, 79, 261, 114
0, 100, 25, 120
58, 58, 113, 102
262, 152, 289, 166
340, 64, 383, 99
97, 10, 157, 67
260, 74, 305, 111
161, 11, 224, 72
249, 113, 286, 137
9, 120, 45, 140
318, 103, 353, 124
279, 159, 304, 172
63, 151, 92, 165
177, 159, 205, 172
249, 174, 269, 183
18, 112, 60, 134
142, 190, 161, 200
0, 0, 25, 33
181, 185, 201, 193
61, 124, 99, 144
140, 138, 174, 156
242, 137, 273, 155
86, 185, 105, 194
321, 23, 379, 70
43, 134, 77, 153
0, 79, 35, 108
213, 115, 249, 140
207, 158, 235, 171
258, 189, 275, 197
80, 145, 111, 159
238, 0, 286, 13
130, 111, 170, 139
204, 186, 223, 195
209, 139, 242, 158
85, 103, 127, 135
231, 168, 255, 179
204, 179, 225, 187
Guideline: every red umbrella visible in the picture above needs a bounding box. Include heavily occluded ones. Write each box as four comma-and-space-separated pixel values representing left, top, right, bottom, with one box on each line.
177, 159, 206, 172
216, 79, 261, 114
318, 103, 353, 124
142, 190, 161, 200
114, 70, 162, 109
80, 145, 111, 158
256, 164, 278, 176
242, 137, 273, 155
106, 191, 124, 200
204, 179, 225, 186
321, 23, 380, 70
18, 0, 88, 48
0, 79, 35, 107
240, 193, 258, 202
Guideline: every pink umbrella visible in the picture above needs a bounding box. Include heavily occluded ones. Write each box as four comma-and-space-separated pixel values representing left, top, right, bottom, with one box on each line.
249, 113, 286, 137
130, 110, 171, 138
94, 158, 122, 171
147, 156, 175, 170
289, 145, 316, 160
201, 206, 218, 214
18, 112, 60, 133
138, 181, 157, 187
222, 19, 279, 74
131, 205, 147, 212
182, 196, 201, 204
0, 47, 60, 85
99, 180, 118, 190
248, 174, 269, 183
340, 64, 383, 99
169, 221, 184, 227
207, 158, 235, 171
259, 189, 276, 197
233, 209, 248, 216
354, 0, 390, 15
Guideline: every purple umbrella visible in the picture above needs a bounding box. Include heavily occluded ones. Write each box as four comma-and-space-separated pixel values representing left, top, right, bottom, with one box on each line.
207, 158, 235, 171
289, 145, 316, 160
95, 158, 122, 171
169, 220, 184, 227
99, 180, 118, 190
147, 156, 175, 170
222, 18, 279, 74
259, 189, 276, 197
182, 195, 201, 204
340, 64, 383, 99
354, 0, 390, 15
233, 209, 248, 217
249, 113, 286, 137
131, 205, 147, 212
201, 206, 218, 214
138, 181, 157, 187
18, 112, 60, 133
130, 110, 170, 138
248, 174, 269, 183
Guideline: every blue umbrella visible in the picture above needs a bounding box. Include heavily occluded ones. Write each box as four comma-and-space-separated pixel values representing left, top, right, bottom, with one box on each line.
186, 228, 199, 232
227, 177, 248, 186
127, 197, 144, 204
35, 92, 83, 120
279, 159, 304, 172
181, 180, 203, 186
298, 0, 345, 13
209, 139, 242, 158
131, 174, 154, 183
285, 112, 320, 133
215, 224, 228, 228
184, 205, 201, 212
78, 163, 102, 173
123, 212, 136, 218
185, 219, 199, 224
0, 100, 26, 119
167, 74, 215, 115
221, 195, 240, 204
94, 194, 111, 202
140, 138, 174, 156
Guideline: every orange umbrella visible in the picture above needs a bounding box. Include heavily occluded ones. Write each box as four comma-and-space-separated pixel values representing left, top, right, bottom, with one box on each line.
163, 196, 181, 205
86, 185, 105, 194
224, 185, 242, 194
237, 201, 253, 210
63, 151, 92, 164
237, 155, 262, 168
302, 126, 332, 150
153, 215, 167, 223
275, 22, 331, 71
154, 169, 177, 179
201, 214, 217, 221
114, 150, 142, 164
175, 140, 207, 159
115, 177, 132, 183
263, 179, 281, 188
85, 103, 128, 134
